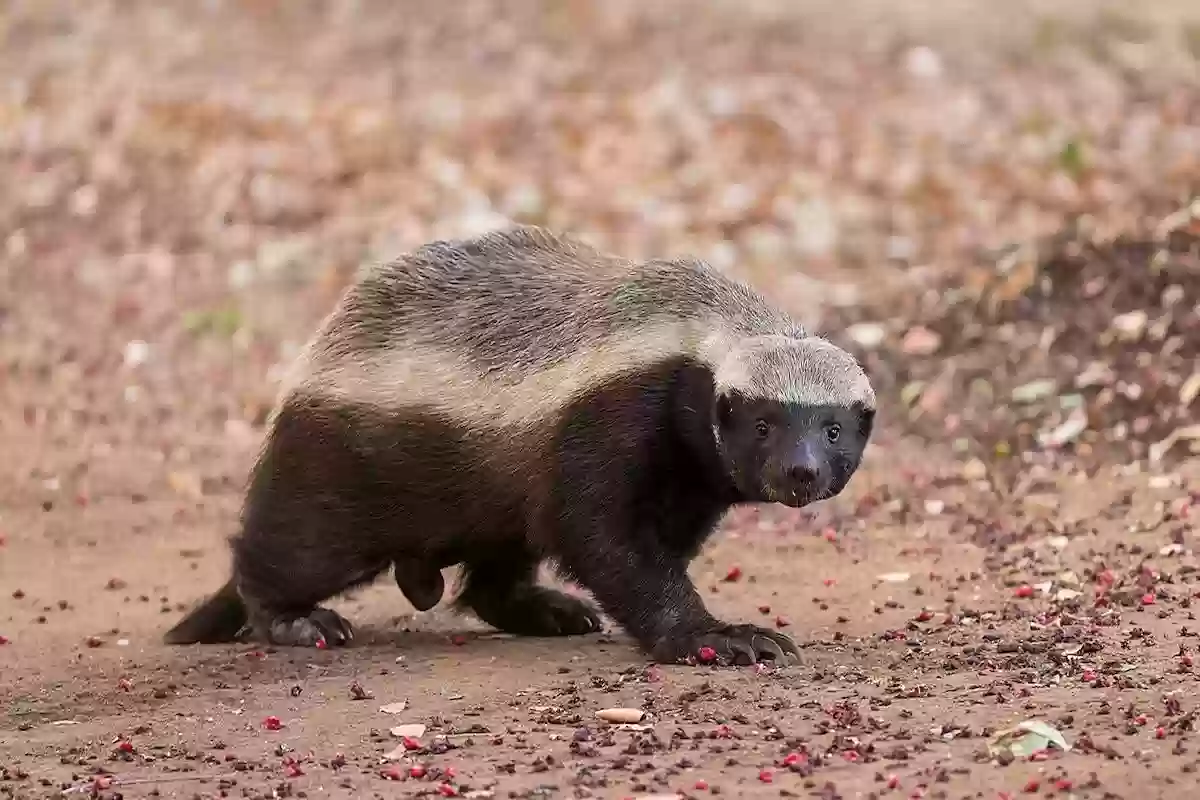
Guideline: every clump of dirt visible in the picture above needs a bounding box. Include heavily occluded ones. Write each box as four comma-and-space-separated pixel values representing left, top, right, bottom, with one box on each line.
836, 216, 1200, 474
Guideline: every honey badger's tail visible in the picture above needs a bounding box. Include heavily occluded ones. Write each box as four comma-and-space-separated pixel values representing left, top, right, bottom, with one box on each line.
163, 578, 248, 644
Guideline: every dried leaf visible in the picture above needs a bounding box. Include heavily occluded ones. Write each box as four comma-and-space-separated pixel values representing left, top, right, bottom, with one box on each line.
1149, 425, 1200, 463
988, 719, 1072, 759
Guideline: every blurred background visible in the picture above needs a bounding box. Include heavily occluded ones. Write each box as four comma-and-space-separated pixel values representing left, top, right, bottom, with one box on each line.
0, 3, 1198, 795
0, 0, 1197, 583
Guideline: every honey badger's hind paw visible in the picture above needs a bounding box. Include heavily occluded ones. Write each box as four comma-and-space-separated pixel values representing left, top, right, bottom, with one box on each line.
477, 586, 604, 637
266, 608, 355, 648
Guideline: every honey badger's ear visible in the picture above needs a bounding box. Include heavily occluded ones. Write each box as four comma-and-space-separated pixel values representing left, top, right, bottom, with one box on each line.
715, 388, 747, 427
857, 406, 876, 439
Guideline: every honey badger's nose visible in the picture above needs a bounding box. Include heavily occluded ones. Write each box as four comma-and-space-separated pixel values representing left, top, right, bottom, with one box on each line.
786, 442, 823, 485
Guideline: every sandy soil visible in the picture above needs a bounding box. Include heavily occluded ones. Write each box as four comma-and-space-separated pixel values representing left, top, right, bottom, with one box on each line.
1, 2, 1199, 798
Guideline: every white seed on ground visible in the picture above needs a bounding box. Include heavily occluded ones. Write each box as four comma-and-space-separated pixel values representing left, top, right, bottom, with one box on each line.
596, 708, 645, 724
389, 723, 426, 738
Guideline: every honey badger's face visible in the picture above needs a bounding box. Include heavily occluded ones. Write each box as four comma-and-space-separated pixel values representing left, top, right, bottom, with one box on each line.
712, 336, 876, 508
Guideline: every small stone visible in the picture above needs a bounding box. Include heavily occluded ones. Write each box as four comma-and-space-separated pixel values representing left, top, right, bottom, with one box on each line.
904, 46, 943, 79
962, 458, 988, 481
1037, 407, 1088, 449
1023, 493, 1060, 513
123, 340, 150, 368
846, 322, 886, 350
1111, 310, 1148, 340
1180, 373, 1200, 408
1011, 379, 1057, 404
901, 326, 941, 356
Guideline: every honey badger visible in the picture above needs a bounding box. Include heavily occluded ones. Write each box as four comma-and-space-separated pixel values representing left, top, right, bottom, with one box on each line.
164, 226, 876, 666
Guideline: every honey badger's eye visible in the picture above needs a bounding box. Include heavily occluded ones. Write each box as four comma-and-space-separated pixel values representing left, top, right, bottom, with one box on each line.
754, 419, 770, 439
825, 423, 842, 443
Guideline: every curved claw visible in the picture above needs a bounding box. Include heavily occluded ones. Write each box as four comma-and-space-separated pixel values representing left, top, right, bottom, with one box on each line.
670, 623, 800, 667
750, 633, 786, 663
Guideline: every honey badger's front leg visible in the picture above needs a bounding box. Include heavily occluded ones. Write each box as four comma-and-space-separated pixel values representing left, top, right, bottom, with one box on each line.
549, 458, 797, 665
547, 374, 799, 667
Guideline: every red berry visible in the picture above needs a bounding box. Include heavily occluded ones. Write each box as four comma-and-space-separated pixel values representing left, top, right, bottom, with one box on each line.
117, 741, 134, 753
1014, 585, 1034, 598
1023, 779, 1040, 792
263, 716, 283, 730
915, 610, 933, 622
724, 565, 742, 582
402, 736, 421, 751
410, 765, 427, 778
1135, 714, 1148, 726
1054, 779, 1072, 791
782, 751, 805, 766
758, 769, 773, 783
1141, 593, 1156, 606
380, 765, 404, 781
694, 779, 709, 790
887, 774, 901, 789
0, 635, 10, 645
437, 783, 457, 797
842, 749, 860, 762
1082, 669, 1098, 682
284, 762, 304, 777
1156, 726, 1166, 739
315, 638, 328, 649
697, 645, 718, 663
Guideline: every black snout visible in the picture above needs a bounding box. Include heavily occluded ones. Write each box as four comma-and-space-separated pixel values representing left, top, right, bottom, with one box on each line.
788, 461, 818, 484
786, 442, 824, 487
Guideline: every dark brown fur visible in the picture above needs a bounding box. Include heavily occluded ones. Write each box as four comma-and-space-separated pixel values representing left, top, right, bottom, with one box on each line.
165, 227, 875, 665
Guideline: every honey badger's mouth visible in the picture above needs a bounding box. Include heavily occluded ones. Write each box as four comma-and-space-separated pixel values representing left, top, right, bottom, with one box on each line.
760, 481, 830, 508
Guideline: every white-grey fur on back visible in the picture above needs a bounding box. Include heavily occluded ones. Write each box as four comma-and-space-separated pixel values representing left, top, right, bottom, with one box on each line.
279, 226, 870, 447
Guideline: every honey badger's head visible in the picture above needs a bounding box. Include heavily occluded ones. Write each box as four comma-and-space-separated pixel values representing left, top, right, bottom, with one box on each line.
711, 335, 875, 508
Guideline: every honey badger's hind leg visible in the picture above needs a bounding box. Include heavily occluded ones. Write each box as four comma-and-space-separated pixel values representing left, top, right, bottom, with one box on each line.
233, 525, 388, 647
453, 546, 603, 637
229, 396, 396, 648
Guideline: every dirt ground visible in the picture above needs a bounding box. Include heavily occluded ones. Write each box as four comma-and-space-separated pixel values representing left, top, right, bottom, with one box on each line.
2, 1, 1199, 798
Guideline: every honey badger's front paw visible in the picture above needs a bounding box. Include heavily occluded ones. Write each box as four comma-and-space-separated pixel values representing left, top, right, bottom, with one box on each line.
653, 623, 799, 666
